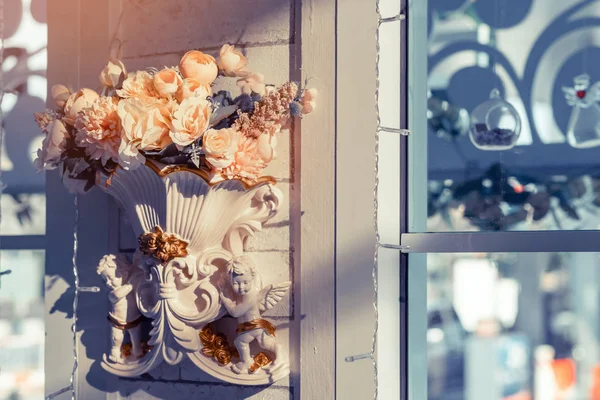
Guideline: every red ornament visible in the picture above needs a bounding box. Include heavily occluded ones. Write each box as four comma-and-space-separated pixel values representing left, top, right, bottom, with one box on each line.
577, 90, 586, 99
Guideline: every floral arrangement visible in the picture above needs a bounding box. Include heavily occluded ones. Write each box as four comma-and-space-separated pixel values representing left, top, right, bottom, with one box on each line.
34, 44, 317, 192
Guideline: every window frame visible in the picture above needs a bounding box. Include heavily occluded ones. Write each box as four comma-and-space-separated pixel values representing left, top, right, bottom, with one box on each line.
398, 0, 600, 399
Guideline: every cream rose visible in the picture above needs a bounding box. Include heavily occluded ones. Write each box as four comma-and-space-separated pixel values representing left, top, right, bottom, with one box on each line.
175, 78, 211, 102
34, 119, 69, 172
153, 68, 183, 99
117, 70, 159, 100
117, 98, 173, 169
51, 84, 71, 109
99, 59, 127, 88
236, 72, 266, 96
62, 88, 99, 126
222, 135, 266, 181
203, 128, 238, 169
179, 50, 218, 85
217, 44, 247, 77
170, 96, 212, 148
118, 97, 173, 152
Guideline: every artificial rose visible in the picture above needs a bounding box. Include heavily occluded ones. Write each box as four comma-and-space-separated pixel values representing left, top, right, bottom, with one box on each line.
117, 70, 159, 100
217, 44, 247, 77
34, 119, 69, 171
203, 128, 238, 169
300, 88, 318, 114
236, 72, 266, 96
170, 96, 211, 148
179, 50, 218, 85
222, 135, 266, 181
99, 59, 127, 88
153, 68, 183, 99
117, 97, 172, 169
62, 88, 99, 126
175, 78, 211, 102
118, 97, 173, 151
75, 96, 122, 166
51, 84, 71, 109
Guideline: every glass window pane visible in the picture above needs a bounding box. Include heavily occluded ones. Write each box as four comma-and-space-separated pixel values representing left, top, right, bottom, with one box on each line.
0, 250, 45, 399
0, 194, 46, 236
425, 251, 600, 400
414, 0, 600, 232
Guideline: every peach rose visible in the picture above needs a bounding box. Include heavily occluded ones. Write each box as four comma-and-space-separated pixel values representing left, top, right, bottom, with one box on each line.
300, 88, 317, 114
237, 72, 266, 96
217, 44, 247, 77
117, 98, 173, 169
99, 59, 127, 88
51, 84, 71, 109
203, 128, 238, 169
34, 119, 69, 171
179, 50, 218, 85
62, 88, 99, 126
153, 68, 183, 99
175, 78, 211, 102
170, 96, 212, 148
117, 70, 159, 100
222, 135, 266, 181
119, 98, 172, 150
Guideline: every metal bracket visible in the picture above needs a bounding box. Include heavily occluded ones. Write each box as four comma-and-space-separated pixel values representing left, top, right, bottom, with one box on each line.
380, 127, 411, 136
379, 243, 411, 253
345, 352, 373, 362
77, 286, 101, 293
379, 12, 406, 24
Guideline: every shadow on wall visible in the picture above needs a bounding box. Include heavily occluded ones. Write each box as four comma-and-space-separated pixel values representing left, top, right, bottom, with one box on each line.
2, 0, 47, 196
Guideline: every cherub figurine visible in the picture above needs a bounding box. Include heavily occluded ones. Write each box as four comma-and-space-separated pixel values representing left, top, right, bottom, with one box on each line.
219, 255, 291, 374
97, 254, 144, 362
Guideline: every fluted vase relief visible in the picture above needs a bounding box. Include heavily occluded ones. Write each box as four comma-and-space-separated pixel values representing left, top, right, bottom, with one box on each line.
95, 161, 290, 385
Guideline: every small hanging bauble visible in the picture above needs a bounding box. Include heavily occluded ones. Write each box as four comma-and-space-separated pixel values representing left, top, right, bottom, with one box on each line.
469, 89, 521, 151
562, 74, 600, 149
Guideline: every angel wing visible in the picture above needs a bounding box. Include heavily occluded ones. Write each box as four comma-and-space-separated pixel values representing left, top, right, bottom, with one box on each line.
562, 87, 578, 106
259, 281, 292, 312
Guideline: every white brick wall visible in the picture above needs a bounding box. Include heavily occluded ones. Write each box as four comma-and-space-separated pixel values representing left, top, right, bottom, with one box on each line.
113, 1, 299, 398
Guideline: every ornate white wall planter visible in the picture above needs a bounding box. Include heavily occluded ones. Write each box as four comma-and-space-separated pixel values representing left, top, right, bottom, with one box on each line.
95, 160, 290, 385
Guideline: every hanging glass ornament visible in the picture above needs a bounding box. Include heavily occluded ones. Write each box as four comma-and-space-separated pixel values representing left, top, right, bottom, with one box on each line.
469, 89, 521, 150
562, 74, 600, 149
